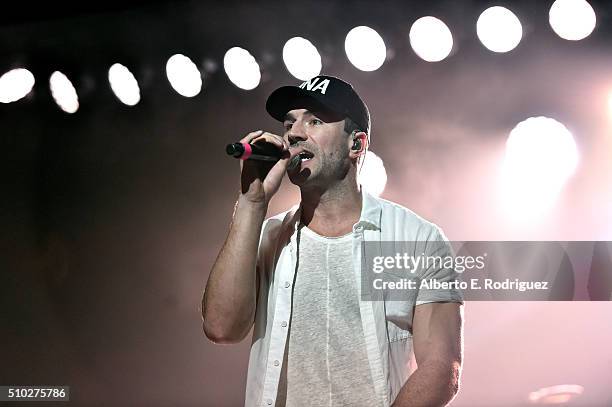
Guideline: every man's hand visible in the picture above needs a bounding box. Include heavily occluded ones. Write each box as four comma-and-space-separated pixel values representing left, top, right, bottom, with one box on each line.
391, 302, 464, 407
239, 130, 292, 205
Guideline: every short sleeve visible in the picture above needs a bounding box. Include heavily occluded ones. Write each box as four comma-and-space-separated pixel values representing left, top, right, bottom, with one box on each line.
415, 227, 464, 306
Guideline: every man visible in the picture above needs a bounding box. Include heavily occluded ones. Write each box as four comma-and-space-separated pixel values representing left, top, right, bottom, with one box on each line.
202, 75, 464, 407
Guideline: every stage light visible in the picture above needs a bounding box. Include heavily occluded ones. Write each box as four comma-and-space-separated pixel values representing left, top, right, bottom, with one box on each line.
223, 47, 261, 90
344, 26, 386, 71
549, 0, 596, 41
409, 16, 453, 62
0, 68, 35, 103
476, 6, 523, 53
108, 63, 140, 106
358, 150, 387, 197
282, 37, 322, 81
528, 384, 584, 404
501, 116, 579, 218
49, 71, 79, 113
166, 54, 202, 97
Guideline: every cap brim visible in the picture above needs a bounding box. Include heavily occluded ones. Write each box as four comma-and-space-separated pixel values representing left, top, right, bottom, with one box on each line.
266, 86, 336, 122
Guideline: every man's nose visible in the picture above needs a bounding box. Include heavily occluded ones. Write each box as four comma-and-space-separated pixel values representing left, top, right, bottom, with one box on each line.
287, 128, 308, 146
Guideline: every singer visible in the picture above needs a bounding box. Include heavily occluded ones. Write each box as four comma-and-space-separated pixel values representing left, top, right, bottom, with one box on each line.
202, 75, 464, 407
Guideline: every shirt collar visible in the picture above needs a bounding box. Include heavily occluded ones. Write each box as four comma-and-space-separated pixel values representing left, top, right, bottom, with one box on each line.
358, 189, 382, 230
285, 188, 382, 234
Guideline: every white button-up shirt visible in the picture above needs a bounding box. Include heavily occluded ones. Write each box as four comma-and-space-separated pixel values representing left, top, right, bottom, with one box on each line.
245, 190, 463, 406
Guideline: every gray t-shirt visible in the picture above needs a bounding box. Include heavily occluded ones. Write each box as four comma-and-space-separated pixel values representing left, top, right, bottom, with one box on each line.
275, 224, 382, 407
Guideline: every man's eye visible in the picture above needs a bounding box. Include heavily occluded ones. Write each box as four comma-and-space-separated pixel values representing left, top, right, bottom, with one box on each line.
311, 119, 323, 125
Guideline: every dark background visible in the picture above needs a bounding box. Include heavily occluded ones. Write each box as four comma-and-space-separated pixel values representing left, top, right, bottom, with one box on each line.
2, 0, 612, 405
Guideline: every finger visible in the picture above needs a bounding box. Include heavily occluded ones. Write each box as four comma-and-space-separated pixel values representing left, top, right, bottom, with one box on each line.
262, 156, 290, 191
251, 132, 288, 151
239, 130, 264, 144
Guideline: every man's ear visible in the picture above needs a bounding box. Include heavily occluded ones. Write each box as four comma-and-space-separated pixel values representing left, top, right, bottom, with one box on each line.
349, 130, 368, 158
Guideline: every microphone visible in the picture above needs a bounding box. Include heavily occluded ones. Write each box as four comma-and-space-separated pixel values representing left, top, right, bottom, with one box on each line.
226, 141, 281, 162
226, 141, 302, 171
287, 154, 302, 171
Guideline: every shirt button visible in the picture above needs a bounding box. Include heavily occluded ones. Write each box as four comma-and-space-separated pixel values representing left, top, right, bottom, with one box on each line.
284, 281, 291, 288
266, 398, 273, 405
281, 321, 287, 327
274, 360, 280, 366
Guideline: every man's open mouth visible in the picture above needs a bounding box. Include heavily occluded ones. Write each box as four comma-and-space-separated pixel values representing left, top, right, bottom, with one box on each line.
298, 151, 314, 162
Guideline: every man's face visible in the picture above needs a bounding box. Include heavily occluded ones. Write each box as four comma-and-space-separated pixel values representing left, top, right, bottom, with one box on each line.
282, 107, 351, 188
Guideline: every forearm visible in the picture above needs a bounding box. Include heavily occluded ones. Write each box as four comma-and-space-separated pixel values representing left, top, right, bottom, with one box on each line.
391, 359, 461, 407
202, 195, 267, 343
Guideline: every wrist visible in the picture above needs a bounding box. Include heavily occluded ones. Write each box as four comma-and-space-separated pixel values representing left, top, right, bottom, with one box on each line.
236, 193, 269, 214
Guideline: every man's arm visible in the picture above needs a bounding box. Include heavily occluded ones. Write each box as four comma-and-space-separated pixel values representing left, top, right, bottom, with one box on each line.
391, 302, 464, 407
201, 130, 291, 345
201, 197, 267, 344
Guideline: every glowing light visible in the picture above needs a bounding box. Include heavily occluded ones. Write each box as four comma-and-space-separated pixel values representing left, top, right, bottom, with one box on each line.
344, 26, 387, 71
166, 54, 202, 97
49, 71, 79, 113
477, 6, 523, 53
223, 47, 261, 90
528, 384, 584, 404
549, 0, 596, 41
108, 63, 140, 106
501, 117, 579, 219
0, 68, 35, 103
282, 37, 322, 81
359, 150, 387, 197
409, 16, 454, 62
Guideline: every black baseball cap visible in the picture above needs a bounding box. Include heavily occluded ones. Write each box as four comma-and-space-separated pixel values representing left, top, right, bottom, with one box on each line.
266, 75, 371, 136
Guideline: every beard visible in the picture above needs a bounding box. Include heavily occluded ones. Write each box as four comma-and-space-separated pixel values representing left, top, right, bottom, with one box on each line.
289, 144, 351, 188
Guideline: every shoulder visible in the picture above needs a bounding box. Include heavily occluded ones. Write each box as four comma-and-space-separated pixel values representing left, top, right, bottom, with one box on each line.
374, 195, 447, 241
